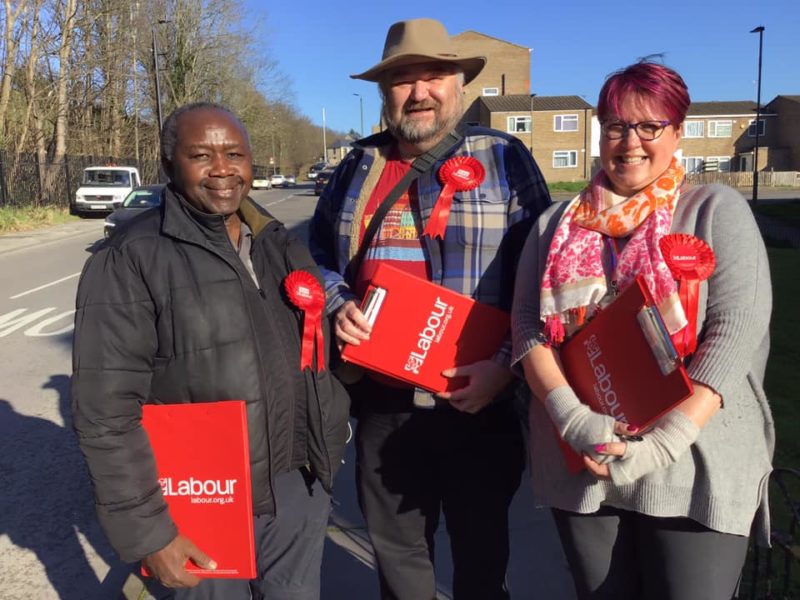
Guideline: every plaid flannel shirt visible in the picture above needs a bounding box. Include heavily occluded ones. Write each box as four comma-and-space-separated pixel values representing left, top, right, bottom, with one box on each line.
308, 125, 551, 367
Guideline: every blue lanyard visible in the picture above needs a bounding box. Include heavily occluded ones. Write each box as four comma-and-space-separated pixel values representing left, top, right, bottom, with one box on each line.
605, 237, 620, 295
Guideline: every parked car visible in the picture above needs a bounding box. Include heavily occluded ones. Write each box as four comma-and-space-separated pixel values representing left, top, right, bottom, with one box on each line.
270, 174, 286, 188
103, 184, 165, 239
251, 176, 271, 190
72, 165, 142, 216
307, 162, 328, 180
314, 169, 335, 196
284, 175, 297, 187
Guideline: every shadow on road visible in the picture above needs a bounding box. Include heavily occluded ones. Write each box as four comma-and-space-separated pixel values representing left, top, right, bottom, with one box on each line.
0, 375, 131, 599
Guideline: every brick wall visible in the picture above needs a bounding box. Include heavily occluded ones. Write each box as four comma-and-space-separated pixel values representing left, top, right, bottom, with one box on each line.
680, 115, 779, 171
768, 98, 800, 170
486, 108, 592, 183
453, 32, 530, 124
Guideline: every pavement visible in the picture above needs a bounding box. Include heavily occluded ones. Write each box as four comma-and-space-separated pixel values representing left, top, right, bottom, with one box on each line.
0, 214, 577, 599
2, 190, 797, 598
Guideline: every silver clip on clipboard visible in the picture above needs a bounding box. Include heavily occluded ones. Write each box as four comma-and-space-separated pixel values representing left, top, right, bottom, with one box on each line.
636, 305, 681, 376
362, 287, 387, 327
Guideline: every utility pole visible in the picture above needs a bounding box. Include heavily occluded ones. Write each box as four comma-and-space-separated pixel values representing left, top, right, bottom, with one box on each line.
354, 93, 364, 137
322, 107, 327, 163
750, 26, 765, 207
152, 28, 163, 136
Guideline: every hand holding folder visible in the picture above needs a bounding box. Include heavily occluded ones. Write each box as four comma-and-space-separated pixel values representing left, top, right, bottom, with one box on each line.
141, 401, 256, 579
557, 275, 693, 473
341, 264, 510, 393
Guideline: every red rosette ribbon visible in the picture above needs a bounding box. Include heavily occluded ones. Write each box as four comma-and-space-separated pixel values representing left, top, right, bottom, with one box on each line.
659, 233, 716, 357
422, 156, 485, 240
284, 271, 326, 372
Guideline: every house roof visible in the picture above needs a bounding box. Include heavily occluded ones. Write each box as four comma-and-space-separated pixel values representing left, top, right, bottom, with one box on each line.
770, 95, 800, 104
453, 30, 530, 51
481, 95, 593, 112
686, 101, 773, 116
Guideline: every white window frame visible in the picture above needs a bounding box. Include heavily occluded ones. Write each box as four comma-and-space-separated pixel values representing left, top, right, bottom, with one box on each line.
683, 121, 704, 138
507, 116, 531, 133
681, 156, 704, 174
748, 119, 766, 137
705, 156, 732, 172
553, 150, 578, 169
482, 87, 499, 96
708, 120, 732, 138
554, 114, 579, 132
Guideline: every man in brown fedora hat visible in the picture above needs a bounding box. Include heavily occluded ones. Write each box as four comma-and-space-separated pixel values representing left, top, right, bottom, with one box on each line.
309, 17, 551, 600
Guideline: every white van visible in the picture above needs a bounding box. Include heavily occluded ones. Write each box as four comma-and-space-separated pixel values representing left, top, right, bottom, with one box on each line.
71, 166, 142, 216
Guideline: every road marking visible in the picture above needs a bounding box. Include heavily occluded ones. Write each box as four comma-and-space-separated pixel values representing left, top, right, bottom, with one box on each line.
10, 272, 81, 299
264, 195, 297, 206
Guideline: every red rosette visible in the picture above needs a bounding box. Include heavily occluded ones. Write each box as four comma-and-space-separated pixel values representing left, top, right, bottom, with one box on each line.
423, 156, 486, 239
659, 233, 716, 281
659, 234, 716, 357
284, 270, 326, 372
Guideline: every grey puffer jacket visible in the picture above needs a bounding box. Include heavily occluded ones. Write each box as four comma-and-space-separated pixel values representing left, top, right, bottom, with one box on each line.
72, 187, 350, 562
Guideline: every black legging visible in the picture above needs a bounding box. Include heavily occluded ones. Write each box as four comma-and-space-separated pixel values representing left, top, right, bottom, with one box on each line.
552, 506, 749, 600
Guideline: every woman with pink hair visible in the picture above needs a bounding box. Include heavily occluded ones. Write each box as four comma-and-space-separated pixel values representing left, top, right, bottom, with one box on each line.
512, 62, 773, 599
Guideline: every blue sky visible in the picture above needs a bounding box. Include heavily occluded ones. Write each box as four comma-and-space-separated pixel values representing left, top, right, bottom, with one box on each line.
246, 0, 799, 135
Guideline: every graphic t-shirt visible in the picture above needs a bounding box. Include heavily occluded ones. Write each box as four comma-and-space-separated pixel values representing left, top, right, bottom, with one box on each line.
355, 156, 430, 298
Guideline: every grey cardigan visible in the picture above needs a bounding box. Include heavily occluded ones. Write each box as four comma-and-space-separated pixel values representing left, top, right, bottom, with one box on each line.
511, 183, 774, 542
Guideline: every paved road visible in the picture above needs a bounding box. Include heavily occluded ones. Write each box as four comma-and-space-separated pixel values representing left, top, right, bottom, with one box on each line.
4, 183, 794, 599
0, 184, 575, 599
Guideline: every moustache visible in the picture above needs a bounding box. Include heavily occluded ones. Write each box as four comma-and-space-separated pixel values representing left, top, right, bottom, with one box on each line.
203, 177, 244, 190
404, 102, 438, 113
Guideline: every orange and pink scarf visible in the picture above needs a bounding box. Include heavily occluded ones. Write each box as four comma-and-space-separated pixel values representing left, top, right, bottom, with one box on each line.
540, 158, 687, 344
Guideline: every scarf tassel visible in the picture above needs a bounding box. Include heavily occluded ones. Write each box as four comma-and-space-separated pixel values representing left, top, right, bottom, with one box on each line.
544, 315, 566, 346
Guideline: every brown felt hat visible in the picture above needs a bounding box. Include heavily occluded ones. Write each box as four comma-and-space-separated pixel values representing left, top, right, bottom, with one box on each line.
351, 18, 486, 84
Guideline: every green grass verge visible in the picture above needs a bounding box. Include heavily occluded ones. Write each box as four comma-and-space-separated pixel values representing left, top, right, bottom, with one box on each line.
0, 206, 78, 233
740, 246, 800, 598
754, 202, 800, 227
547, 181, 587, 194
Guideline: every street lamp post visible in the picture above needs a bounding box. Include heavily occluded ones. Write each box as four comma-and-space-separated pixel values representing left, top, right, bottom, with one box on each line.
353, 93, 364, 137
750, 26, 765, 206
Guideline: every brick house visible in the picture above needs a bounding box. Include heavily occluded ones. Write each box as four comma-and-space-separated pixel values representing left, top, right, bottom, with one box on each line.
679, 101, 779, 173
479, 95, 594, 183
765, 95, 800, 170
452, 31, 530, 125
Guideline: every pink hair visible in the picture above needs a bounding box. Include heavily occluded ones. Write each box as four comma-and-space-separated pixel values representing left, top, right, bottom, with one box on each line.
597, 62, 690, 126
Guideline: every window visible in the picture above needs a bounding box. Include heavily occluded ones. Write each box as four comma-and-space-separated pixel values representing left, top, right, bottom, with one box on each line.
554, 114, 579, 132
704, 156, 732, 172
748, 119, 766, 137
681, 156, 704, 174
482, 87, 499, 96
553, 150, 578, 168
683, 121, 704, 138
708, 120, 732, 138
507, 116, 531, 133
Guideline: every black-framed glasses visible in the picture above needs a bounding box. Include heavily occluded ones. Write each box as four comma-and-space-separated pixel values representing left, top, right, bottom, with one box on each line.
600, 120, 671, 141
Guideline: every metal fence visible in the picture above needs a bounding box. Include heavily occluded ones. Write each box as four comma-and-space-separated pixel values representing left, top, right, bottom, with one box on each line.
685, 171, 800, 188
0, 151, 161, 208
0, 151, 272, 209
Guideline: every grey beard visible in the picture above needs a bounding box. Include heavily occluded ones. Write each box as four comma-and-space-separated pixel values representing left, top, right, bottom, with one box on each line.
385, 103, 463, 145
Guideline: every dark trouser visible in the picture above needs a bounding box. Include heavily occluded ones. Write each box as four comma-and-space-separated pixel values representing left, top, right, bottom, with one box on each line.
552, 506, 749, 600
354, 380, 525, 600
152, 468, 331, 600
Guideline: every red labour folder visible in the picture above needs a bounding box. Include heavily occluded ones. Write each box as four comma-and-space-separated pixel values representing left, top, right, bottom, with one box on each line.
341, 263, 510, 393
141, 401, 256, 578
558, 275, 694, 473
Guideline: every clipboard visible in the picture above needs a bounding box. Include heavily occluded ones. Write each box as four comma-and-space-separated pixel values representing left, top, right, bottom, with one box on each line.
558, 275, 693, 473
341, 263, 510, 393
